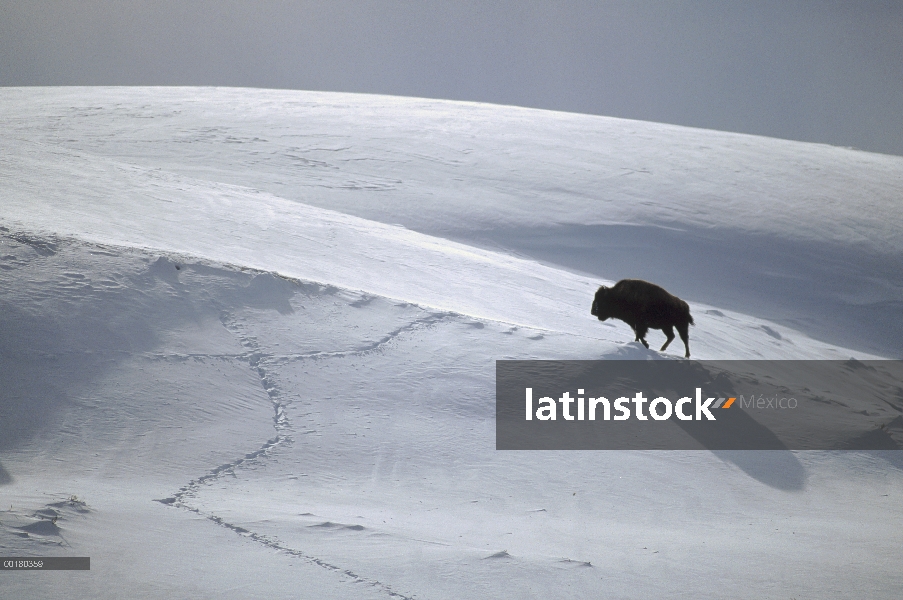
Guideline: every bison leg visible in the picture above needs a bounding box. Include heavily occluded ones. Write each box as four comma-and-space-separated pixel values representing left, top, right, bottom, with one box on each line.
634, 324, 650, 349
660, 325, 675, 352
676, 322, 690, 358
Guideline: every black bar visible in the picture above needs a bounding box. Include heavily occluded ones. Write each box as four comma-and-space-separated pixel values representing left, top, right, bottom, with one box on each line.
1, 557, 90, 570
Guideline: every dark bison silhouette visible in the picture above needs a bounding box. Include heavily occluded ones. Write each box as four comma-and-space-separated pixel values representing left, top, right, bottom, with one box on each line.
591, 279, 694, 357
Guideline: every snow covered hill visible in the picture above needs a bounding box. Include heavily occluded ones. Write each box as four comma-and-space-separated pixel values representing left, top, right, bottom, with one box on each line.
3, 87, 901, 357
1, 87, 902, 599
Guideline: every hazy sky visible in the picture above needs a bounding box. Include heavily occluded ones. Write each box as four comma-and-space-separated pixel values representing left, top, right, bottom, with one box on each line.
2, 1, 902, 156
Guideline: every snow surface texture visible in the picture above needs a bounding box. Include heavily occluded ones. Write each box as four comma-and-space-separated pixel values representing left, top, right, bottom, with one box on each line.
1, 87, 902, 598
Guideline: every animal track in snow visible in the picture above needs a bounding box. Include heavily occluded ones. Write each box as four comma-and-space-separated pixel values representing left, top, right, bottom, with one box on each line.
155, 307, 439, 600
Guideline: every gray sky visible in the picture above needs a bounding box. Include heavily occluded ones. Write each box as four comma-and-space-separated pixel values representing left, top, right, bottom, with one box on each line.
2, 1, 902, 156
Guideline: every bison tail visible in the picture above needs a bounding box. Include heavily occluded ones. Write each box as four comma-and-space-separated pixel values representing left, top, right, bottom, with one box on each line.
681, 301, 695, 326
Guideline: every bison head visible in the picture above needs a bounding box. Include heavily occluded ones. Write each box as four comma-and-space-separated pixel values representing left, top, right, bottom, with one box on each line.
591, 286, 610, 320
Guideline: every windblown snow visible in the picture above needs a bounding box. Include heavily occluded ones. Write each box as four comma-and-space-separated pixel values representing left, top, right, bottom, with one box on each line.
1, 87, 902, 599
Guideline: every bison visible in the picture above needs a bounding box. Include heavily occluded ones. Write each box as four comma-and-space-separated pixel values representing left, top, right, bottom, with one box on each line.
591, 279, 694, 358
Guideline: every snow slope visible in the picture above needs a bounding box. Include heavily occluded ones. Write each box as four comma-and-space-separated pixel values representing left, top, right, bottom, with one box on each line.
1, 87, 902, 599
3, 86, 901, 356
